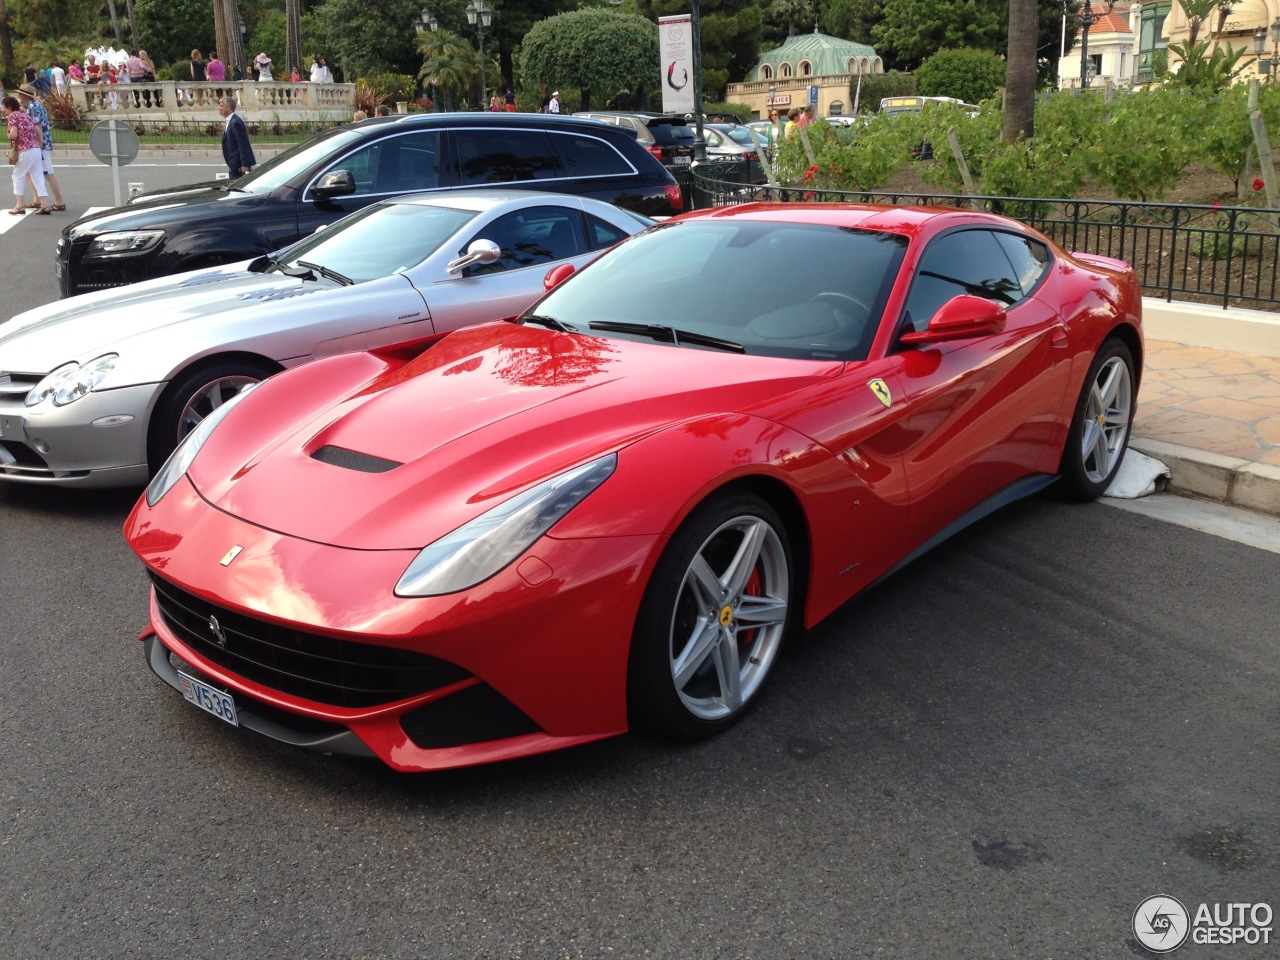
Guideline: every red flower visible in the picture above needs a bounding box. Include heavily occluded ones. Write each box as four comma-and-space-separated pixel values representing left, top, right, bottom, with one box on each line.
1254, 178, 1265, 191
1212, 200, 1222, 207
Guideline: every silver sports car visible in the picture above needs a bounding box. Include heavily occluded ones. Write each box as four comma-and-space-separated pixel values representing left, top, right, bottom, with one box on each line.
0, 190, 650, 487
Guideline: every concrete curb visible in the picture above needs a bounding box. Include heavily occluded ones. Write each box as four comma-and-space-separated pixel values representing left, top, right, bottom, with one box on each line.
1129, 437, 1280, 517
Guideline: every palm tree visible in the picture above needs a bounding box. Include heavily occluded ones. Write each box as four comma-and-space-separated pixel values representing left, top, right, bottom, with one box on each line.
0, 0, 12, 84
418, 29, 478, 111
1003, 0, 1036, 141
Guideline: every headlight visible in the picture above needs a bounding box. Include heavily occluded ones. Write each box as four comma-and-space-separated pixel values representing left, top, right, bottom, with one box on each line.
395, 453, 617, 597
86, 229, 165, 257
145, 383, 256, 507
25, 354, 118, 406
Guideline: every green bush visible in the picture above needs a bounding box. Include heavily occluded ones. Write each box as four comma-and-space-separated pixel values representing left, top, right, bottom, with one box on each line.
704, 101, 753, 123
859, 73, 915, 113
914, 48, 1006, 106
363, 72, 418, 103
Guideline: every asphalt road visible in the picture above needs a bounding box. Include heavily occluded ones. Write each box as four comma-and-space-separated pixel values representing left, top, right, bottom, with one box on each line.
1, 160, 1277, 958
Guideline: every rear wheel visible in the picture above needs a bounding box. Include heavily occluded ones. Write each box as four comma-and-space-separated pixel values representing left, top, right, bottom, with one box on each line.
147, 360, 275, 473
628, 491, 794, 739
1058, 337, 1136, 501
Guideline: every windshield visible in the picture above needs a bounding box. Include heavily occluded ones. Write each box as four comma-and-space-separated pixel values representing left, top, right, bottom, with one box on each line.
527, 219, 909, 361
273, 200, 478, 282
233, 126, 366, 193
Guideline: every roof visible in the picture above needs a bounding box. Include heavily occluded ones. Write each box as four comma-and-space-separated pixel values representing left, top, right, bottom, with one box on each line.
753, 28, 879, 79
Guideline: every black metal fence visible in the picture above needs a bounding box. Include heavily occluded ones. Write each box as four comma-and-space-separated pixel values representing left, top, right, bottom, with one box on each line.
686, 168, 1280, 311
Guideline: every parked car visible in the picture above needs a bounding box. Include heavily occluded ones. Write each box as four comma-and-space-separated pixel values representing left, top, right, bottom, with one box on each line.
573, 112, 696, 171
2, 191, 650, 486
55, 113, 680, 297
125, 202, 1142, 773
701, 123, 766, 182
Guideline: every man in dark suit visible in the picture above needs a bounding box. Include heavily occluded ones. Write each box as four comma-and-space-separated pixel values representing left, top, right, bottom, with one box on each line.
218, 95, 256, 180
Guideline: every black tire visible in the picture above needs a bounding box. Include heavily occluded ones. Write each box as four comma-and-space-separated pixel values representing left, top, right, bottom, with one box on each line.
627, 491, 796, 739
1057, 337, 1136, 502
147, 360, 275, 473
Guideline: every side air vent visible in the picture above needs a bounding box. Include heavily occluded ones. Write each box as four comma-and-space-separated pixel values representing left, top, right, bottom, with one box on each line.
311, 445, 402, 473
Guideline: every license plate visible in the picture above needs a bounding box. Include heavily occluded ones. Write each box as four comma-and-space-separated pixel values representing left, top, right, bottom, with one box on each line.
673, 156, 691, 165
178, 670, 239, 727
54, 260, 63, 278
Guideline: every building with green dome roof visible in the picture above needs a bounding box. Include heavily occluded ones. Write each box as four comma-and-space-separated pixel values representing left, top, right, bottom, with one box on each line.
727, 28, 884, 121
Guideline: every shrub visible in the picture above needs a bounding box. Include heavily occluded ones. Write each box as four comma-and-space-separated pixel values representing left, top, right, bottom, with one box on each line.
363, 73, 417, 104
914, 48, 1006, 106
353, 79, 388, 114
41, 90, 85, 129
860, 72, 915, 112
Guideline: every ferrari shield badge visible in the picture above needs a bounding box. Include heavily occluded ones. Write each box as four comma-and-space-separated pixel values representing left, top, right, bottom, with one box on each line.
868, 378, 892, 409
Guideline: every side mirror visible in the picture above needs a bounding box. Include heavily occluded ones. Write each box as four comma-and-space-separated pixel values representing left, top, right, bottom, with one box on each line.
446, 238, 501, 274
543, 262, 576, 291
899, 295, 1006, 345
312, 170, 357, 199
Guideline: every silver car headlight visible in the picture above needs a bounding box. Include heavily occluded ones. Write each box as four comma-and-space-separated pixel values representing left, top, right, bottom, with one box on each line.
145, 383, 257, 507
25, 354, 118, 407
395, 453, 618, 598
87, 229, 165, 257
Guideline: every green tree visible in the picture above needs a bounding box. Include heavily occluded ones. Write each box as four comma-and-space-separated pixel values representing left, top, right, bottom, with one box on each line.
519, 10, 659, 111
314, 0, 424, 80
136, 0, 215, 66
870, 0, 1005, 69
817, 0, 878, 43
914, 47, 1005, 103
1158, 38, 1249, 91
417, 27, 477, 111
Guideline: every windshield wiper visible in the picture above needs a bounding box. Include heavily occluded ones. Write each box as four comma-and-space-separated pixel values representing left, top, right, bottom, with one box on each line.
270, 257, 316, 280
521, 314, 574, 331
296, 260, 354, 286
588, 320, 744, 353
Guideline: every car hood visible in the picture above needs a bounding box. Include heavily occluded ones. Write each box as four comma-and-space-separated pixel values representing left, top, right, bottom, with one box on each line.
192, 323, 841, 550
0, 268, 317, 371
65, 186, 266, 236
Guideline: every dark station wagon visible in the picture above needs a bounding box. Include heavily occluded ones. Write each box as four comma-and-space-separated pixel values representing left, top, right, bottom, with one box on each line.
56, 113, 683, 297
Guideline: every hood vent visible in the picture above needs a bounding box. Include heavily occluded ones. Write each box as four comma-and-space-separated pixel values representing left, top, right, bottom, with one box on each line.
312, 445, 402, 473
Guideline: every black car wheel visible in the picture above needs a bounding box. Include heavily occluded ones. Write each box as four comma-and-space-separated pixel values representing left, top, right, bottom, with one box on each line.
1057, 337, 1136, 501
147, 360, 276, 473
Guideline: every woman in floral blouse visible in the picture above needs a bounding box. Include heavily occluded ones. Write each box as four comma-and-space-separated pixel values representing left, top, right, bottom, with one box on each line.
3, 95, 49, 214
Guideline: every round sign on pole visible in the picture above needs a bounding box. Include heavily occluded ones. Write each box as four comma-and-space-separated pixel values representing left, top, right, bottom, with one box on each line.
88, 118, 141, 165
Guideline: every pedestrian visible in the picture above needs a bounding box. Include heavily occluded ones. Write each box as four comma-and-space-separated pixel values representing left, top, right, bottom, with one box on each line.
547, 90, 560, 114
375, 104, 391, 117
504, 87, 516, 112
189, 49, 206, 105
784, 107, 800, 137
126, 48, 146, 106
219, 95, 256, 179
4, 95, 50, 214
51, 61, 66, 94
318, 58, 333, 83
68, 59, 84, 83
254, 53, 274, 82
310, 55, 323, 83
489, 94, 501, 112
291, 65, 301, 83
14, 84, 64, 211
206, 51, 226, 83
352, 110, 367, 121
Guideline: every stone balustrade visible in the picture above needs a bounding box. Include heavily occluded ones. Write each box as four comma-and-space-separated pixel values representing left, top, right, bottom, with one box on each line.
69, 80, 357, 123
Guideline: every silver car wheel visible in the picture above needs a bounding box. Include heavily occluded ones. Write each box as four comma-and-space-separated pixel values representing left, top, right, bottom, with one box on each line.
1079, 355, 1133, 485
176, 375, 261, 443
667, 514, 790, 722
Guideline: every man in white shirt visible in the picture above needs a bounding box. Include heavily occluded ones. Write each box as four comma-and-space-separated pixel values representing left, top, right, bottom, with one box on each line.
50, 62, 66, 94
548, 90, 559, 114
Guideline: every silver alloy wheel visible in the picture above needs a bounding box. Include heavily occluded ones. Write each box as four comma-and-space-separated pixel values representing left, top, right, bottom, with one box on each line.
1080, 355, 1133, 484
176, 375, 261, 442
667, 514, 790, 721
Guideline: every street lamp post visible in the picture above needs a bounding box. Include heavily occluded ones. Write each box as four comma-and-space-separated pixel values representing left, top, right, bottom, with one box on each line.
1255, 18, 1280, 81
1063, 0, 1116, 90
418, 7, 438, 109
466, 0, 493, 109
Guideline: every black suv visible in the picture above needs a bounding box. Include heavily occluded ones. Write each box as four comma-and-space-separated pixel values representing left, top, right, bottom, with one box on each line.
56, 113, 682, 297
573, 112, 696, 172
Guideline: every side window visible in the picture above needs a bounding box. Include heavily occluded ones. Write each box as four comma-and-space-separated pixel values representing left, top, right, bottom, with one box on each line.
551, 133, 634, 177
455, 129, 561, 184
463, 206, 587, 275
319, 131, 441, 197
901, 229, 1026, 333
993, 232, 1051, 295
585, 213, 631, 250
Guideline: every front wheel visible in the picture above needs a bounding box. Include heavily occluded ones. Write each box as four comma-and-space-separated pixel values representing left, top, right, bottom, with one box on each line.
1058, 337, 1136, 501
628, 491, 795, 739
147, 360, 275, 473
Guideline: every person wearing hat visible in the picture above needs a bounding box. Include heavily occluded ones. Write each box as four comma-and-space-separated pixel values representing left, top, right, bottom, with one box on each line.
547, 90, 560, 114
254, 53, 274, 82
14, 84, 63, 211
219, 95, 256, 180
3, 94, 50, 214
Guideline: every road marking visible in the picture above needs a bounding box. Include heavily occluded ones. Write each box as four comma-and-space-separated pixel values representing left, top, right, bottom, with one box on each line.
1105, 494, 1280, 555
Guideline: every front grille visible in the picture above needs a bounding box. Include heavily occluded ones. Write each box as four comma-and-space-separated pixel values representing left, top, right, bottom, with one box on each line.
0, 372, 40, 402
149, 572, 470, 708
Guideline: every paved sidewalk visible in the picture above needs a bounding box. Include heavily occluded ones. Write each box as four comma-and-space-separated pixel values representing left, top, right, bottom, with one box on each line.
1131, 302, 1280, 517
